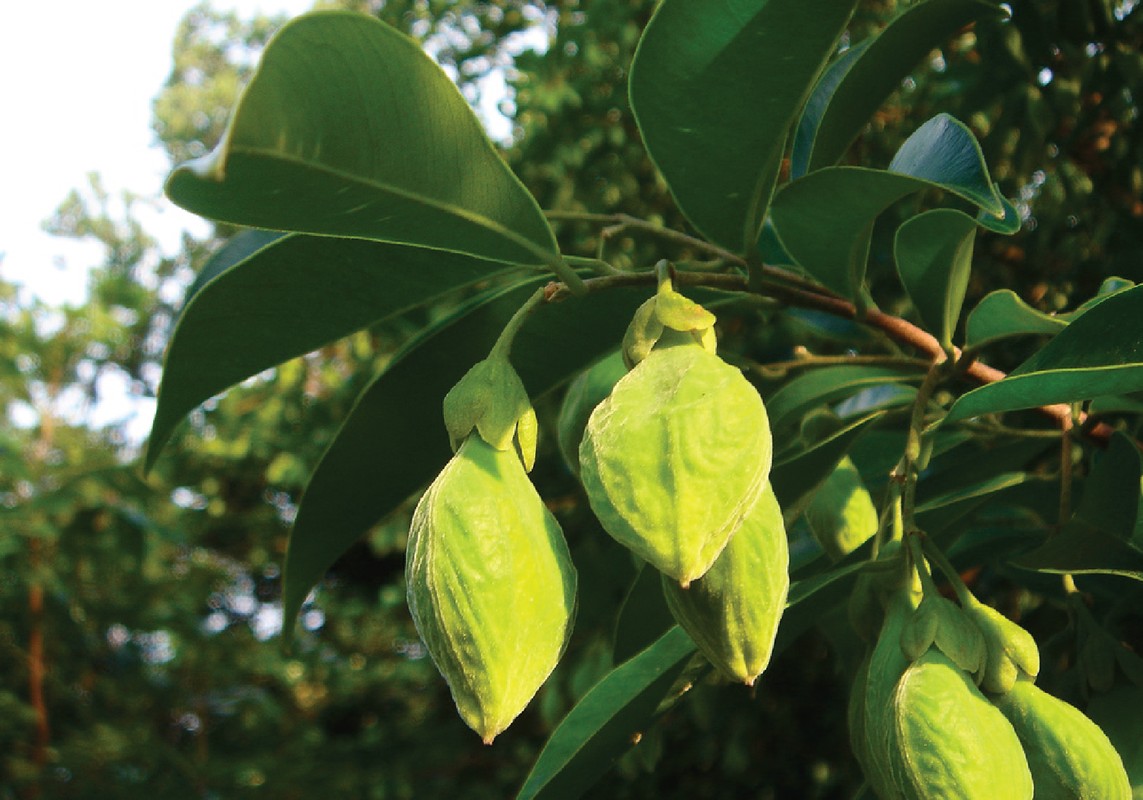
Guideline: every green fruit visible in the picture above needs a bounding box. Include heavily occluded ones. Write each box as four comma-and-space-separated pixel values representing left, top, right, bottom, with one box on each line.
849, 655, 876, 783
555, 351, 627, 476
963, 597, 1040, 694
579, 343, 772, 586
1087, 685, 1143, 799
661, 484, 789, 685
889, 650, 1033, 800
994, 679, 1132, 800
804, 456, 879, 561
862, 587, 917, 800
406, 435, 577, 743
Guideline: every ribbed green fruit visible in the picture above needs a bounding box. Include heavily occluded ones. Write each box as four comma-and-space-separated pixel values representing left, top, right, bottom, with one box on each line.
862, 588, 917, 800
661, 485, 788, 685
406, 435, 577, 743
804, 456, 879, 561
889, 650, 1033, 800
579, 344, 772, 586
995, 679, 1132, 800
1087, 685, 1143, 799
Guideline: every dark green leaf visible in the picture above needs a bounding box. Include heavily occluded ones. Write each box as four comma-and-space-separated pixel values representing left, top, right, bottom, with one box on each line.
964, 289, 1066, 349
775, 561, 866, 651
894, 209, 977, 350
629, 0, 858, 253
516, 627, 696, 800
1012, 521, 1143, 582
946, 285, 1143, 422
887, 114, 1003, 214
1073, 432, 1143, 547
791, 41, 869, 180
772, 115, 1004, 297
765, 365, 920, 433
165, 12, 568, 277
771, 412, 883, 514
146, 235, 514, 470
283, 282, 683, 630
613, 564, 676, 666
794, 0, 1005, 176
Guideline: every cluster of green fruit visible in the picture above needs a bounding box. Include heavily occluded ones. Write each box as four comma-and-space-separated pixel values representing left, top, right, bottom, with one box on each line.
404, 278, 788, 742
850, 540, 1134, 799
401, 272, 1141, 800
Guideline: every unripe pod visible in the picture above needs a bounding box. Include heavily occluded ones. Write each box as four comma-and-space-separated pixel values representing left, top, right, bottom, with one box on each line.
1086, 685, 1143, 798
862, 588, 917, 800
406, 435, 577, 743
579, 343, 772, 586
661, 484, 788, 685
994, 679, 1132, 800
888, 650, 1033, 799
804, 456, 878, 561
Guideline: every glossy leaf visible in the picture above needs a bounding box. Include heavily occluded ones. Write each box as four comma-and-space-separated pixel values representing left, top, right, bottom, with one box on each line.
771, 114, 1004, 298
791, 41, 869, 180
793, 0, 1005, 176
629, 0, 858, 253
765, 365, 920, 433
516, 626, 696, 800
894, 209, 977, 350
147, 235, 516, 469
965, 289, 1066, 349
165, 12, 569, 278
282, 282, 683, 630
946, 285, 1143, 422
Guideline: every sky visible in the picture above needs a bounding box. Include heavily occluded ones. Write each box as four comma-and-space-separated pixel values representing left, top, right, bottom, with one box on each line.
0, 0, 315, 309
0, 1, 314, 440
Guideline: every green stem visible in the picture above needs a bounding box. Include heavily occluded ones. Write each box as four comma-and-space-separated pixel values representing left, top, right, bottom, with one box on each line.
918, 533, 974, 607
544, 209, 832, 297
564, 254, 621, 276
489, 287, 546, 361
899, 361, 947, 531
1059, 408, 1075, 529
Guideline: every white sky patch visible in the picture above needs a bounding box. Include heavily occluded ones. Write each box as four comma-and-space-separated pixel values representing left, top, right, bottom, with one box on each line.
0, 1, 312, 308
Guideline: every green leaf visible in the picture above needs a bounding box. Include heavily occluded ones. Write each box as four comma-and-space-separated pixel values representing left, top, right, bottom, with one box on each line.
946, 285, 1143, 422
887, 114, 1003, 214
964, 276, 1134, 349
894, 209, 978, 350
770, 412, 883, 514
516, 626, 696, 800
775, 561, 866, 650
629, 0, 859, 253
165, 11, 571, 280
765, 365, 920, 433
791, 41, 870, 180
145, 235, 514, 470
612, 564, 676, 666
1012, 521, 1143, 582
521, 554, 866, 800
793, 0, 1006, 177
771, 114, 1004, 298
1073, 432, 1143, 547
282, 281, 681, 631
964, 289, 1066, 349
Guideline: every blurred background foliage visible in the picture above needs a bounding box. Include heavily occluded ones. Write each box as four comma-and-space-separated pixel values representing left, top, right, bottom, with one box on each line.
2, 0, 1141, 797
